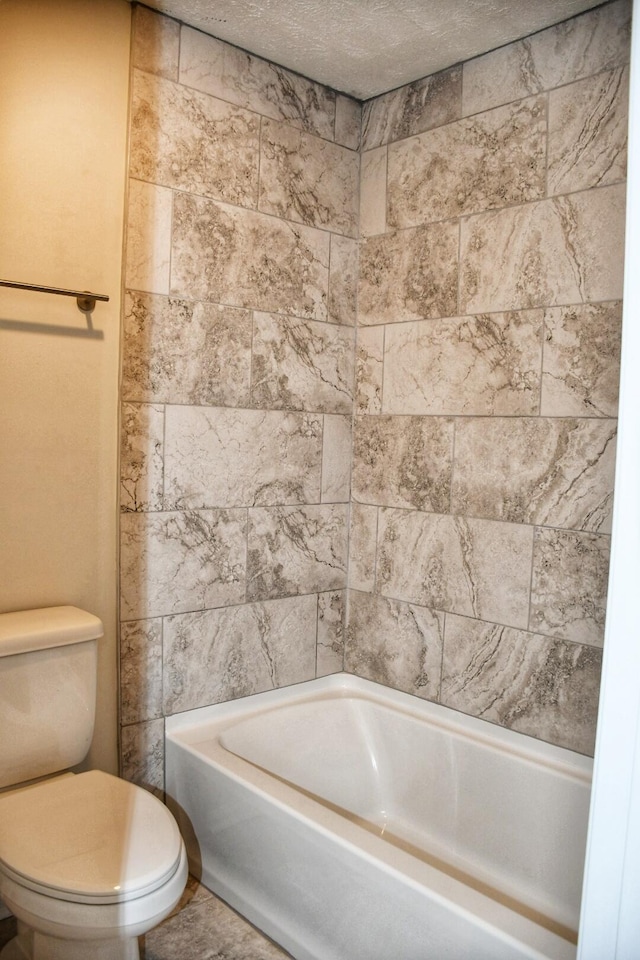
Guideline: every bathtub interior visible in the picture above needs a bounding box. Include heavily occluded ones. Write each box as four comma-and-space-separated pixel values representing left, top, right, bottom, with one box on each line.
167, 675, 592, 948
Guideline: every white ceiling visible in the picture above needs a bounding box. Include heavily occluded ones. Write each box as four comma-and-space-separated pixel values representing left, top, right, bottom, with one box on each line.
140, 0, 607, 100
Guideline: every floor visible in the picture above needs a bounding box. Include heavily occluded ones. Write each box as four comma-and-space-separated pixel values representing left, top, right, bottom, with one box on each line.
0, 876, 293, 960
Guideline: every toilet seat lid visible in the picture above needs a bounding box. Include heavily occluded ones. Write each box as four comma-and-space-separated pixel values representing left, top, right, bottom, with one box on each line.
0, 771, 183, 903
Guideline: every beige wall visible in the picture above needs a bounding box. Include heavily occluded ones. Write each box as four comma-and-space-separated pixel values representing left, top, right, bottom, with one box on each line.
0, 0, 131, 773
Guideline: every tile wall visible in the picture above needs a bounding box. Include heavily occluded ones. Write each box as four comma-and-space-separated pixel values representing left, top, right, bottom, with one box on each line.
119, 5, 360, 790
120, 0, 630, 785
350, 0, 630, 754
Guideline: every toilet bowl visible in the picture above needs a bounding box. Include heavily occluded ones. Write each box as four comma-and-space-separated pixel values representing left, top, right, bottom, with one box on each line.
0, 607, 189, 959
0, 771, 188, 960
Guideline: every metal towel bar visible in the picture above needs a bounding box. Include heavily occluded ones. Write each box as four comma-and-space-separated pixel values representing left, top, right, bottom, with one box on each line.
0, 279, 109, 313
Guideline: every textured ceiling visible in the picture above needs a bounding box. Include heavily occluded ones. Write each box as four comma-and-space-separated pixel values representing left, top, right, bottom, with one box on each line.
140, 0, 607, 99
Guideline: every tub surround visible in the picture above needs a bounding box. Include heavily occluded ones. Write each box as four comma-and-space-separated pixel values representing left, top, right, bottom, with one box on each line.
120, 0, 630, 785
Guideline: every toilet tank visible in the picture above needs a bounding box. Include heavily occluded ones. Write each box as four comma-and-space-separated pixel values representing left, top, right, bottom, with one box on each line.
0, 606, 103, 790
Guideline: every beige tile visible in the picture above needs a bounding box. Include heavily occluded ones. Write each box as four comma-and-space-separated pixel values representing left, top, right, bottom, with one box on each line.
441, 614, 602, 755
530, 527, 611, 646
346, 590, 443, 700
321, 415, 352, 503
120, 618, 163, 725
462, 0, 631, 116
251, 313, 354, 415
171, 193, 330, 321
359, 221, 459, 325
377, 509, 533, 628
328, 234, 358, 326
541, 302, 622, 417
360, 147, 387, 238
348, 504, 378, 593
460, 185, 626, 314
132, 5, 179, 81
451, 417, 617, 533
362, 66, 462, 150
130, 70, 259, 207
120, 402, 164, 513
179, 26, 335, 141
163, 406, 322, 510
548, 67, 629, 196
126, 179, 172, 295
120, 509, 247, 620
383, 311, 543, 416
120, 719, 165, 796
355, 326, 384, 415
247, 504, 348, 601
123, 292, 252, 407
388, 96, 546, 228
352, 415, 453, 513
335, 95, 361, 151
259, 119, 359, 237
162, 597, 317, 715
317, 590, 345, 676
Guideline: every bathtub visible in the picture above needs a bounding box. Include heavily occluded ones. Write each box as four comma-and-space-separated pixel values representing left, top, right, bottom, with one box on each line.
165, 674, 592, 960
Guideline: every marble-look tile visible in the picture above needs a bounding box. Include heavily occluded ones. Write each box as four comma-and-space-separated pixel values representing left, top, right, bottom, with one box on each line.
130, 69, 259, 207
179, 26, 335, 141
441, 614, 602, 755
259, 119, 359, 237
132, 5, 179, 81
328, 235, 358, 326
383, 311, 543, 416
548, 67, 629, 196
163, 596, 317, 714
120, 402, 164, 513
123, 292, 252, 407
359, 221, 459, 325
250, 313, 354, 415
360, 147, 387, 238
349, 503, 378, 593
120, 618, 163, 725
171, 193, 330, 322
451, 417, 617, 533
247, 504, 348, 601
321, 415, 352, 503
352, 415, 453, 513
377, 509, 533, 628
346, 591, 443, 700
335, 95, 361, 151
462, 0, 631, 116
144, 887, 292, 959
541, 302, 622, 417
163, 406, 322, 509
460, 185, 626, 314
120, 509, 246, 620
126, 178, 172, 295
317, 590, 345, 676
388, 96, 546, 228
530, 528, 611, 646
356, 326, 384, 415
361, 66, 462, 150
120, 718, 165, 796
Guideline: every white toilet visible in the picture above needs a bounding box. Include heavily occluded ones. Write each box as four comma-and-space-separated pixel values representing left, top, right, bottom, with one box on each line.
0, 606, 188, 960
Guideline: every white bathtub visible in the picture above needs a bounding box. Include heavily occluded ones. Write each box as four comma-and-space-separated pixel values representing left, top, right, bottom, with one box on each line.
165, 674, 592, 960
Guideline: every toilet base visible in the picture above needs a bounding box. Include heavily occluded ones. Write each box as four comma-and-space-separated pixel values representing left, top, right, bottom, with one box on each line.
0, 921, 140, 960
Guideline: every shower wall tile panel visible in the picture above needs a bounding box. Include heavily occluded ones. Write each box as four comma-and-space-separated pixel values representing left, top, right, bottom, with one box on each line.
348, 0, 628, 755
122, 2, 629, 784
122, 6, 356, 788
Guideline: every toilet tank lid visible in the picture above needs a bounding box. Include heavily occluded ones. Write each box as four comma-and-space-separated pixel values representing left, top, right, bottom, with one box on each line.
0, 606, 104, 657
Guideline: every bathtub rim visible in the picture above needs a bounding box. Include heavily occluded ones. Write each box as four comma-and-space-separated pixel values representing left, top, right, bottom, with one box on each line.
165, 673, 589, 959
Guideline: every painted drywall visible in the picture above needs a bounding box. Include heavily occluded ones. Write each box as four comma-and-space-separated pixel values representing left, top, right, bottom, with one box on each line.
0, 0, 131, 774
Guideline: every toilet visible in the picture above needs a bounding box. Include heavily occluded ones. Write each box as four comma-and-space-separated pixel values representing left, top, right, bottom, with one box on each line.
0, 606, 188, 960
